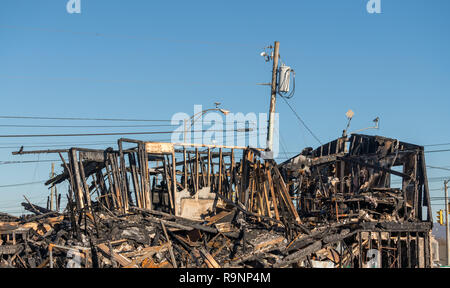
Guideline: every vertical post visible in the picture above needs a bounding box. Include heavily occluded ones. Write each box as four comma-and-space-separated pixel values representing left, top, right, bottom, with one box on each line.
78, 157, 92, 212
183, 148, 187, 189
207, 148, 211, 187
407, 232, 411, 268
184, 119, 188, 143
266, 41, 280, 152
49, 245, 53, 268
398, 233, 402, 268
118, 139, 129, 212
195, 148, 199, 195
387, 232, 392, 268
70, 149, 84, 210
50, 163, 55, 210
445, 180, 450, 266
218, 148, 223, 196
358, 231, 363, 268
172, 151, 177, 215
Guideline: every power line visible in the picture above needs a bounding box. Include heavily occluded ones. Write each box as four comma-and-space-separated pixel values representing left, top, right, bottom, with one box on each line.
392, 176, 450, 184
424, 142, 450, 147
0, 124, 178, 128
0, 194, 48, 204
0, 115, 256, 126
0, 128, 253, 138
0, 25, 257, 48
0, 75, 258, 87
0, 141, 115, 146
0, 143, 115, 150
0, 115, 172, 122
0, 142, 116, 150
0, 131, 264, 150
0, 123, 244, 128
275, 148, 450, 156
427, 166, 450, 172
280, 96, 323, 145
425, 149, 450, 153
0, 181, 46, 189
0, 160, 61, 165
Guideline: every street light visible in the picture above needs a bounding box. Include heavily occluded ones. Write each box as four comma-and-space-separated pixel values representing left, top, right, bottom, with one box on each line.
342, 110, 380, 138
183, 104, 230, 143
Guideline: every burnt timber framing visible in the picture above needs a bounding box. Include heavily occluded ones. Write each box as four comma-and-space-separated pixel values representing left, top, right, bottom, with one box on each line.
280, 134, 433, 267
7, 134, 433, 268
21, 139, 298, 223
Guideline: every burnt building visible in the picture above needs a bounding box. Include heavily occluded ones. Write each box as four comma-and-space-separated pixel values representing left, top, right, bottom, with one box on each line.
1, 134, 433, 268
280, 134, 433, 267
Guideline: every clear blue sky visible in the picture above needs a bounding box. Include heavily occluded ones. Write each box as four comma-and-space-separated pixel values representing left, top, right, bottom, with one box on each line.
0, 0, 449, 218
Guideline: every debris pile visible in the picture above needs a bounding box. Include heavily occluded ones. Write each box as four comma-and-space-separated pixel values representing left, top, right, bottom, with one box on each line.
0, 134, 433, 268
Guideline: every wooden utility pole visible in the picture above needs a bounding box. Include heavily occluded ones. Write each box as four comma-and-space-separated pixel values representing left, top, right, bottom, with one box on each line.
267, 41, 280, 152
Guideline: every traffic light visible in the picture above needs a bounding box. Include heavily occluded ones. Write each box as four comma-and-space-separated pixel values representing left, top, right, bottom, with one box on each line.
436, 210, 444, 225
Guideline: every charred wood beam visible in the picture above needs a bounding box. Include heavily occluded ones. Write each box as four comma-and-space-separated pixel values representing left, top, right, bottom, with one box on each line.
361, 221, 431, 232
20, 211, 60, 223
131, 207, 218, 233
274, 240, 322, 267
215, 192, 283, 225
337, 156, 413, 180
12, 149, 69, 155
0, 211, 19, 220
21, 202, 52, 215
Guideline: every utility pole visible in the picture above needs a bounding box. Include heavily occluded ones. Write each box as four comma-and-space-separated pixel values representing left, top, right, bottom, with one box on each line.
267, 41, 280, 152
445, 180, 450, 266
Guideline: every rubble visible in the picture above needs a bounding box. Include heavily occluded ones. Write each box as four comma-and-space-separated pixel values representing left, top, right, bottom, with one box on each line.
0, 134, 433, 268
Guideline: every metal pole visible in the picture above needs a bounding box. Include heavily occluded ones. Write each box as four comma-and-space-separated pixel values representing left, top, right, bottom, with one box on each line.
445, 180, 450, 266
266, 41, 280, 152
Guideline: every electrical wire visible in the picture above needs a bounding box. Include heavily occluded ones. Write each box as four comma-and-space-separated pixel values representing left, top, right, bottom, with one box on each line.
391, 176, 450, 184
427, 166, 450, 172
0, 160, 61, 165
0, 75, 258, 87
271, 149, 450, 155
425, 149, 450, 153
0, 128, 255, 138
424, 143, 450, 147
0, 180, 46, 189
280, 96, 323, 145
0, 123, 246, 128
0, 130, 264, 152
0, 25, 258, 48
0, 115, 257, 127
0, 124, 178, 128
0, 115, 172, 122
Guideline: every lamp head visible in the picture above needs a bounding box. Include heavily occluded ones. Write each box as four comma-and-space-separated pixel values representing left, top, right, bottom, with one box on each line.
219, 109, 230, 115
346, 109, 354, 120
